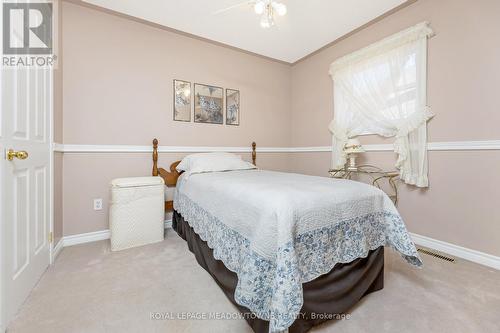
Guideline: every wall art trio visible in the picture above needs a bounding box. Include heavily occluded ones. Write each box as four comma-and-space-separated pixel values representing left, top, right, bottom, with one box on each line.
173, 80, 240, 126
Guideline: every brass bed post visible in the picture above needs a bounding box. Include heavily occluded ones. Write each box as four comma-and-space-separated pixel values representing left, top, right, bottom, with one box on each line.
152, 138, 159, 176
252, 142, 256, 166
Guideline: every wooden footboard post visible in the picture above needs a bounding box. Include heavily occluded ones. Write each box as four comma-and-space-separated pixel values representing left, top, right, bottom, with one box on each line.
152, 138, 159, 176
252, 142, 256, 166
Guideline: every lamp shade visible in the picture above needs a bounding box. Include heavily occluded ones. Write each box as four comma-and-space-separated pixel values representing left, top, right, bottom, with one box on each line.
344, 138, 365, 154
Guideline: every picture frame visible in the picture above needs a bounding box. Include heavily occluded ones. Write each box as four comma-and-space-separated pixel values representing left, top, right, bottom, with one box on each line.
173, 79, 191, 122
194, 83, 224, 124
226, 89, 240, 126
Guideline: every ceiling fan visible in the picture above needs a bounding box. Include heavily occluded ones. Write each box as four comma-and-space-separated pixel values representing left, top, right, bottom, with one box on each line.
213, 0, 287, 28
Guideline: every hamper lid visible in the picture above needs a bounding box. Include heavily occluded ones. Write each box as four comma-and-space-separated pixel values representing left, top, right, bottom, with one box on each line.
111, 176, 164, 188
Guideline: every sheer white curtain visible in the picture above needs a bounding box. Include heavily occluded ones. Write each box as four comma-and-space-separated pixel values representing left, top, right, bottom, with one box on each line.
329, 22, 434, 187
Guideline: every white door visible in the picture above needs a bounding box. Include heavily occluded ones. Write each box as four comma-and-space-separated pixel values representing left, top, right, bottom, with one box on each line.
0, 56, 53, 332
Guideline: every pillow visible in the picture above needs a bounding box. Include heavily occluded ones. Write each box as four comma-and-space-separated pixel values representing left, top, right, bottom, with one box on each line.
176, 152, 256, 177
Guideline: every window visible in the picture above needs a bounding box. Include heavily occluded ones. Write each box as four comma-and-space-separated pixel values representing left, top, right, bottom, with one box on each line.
329, 22, 434, 187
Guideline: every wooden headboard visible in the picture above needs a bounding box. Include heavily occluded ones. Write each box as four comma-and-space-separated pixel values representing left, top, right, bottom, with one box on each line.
152, 138, 257, 212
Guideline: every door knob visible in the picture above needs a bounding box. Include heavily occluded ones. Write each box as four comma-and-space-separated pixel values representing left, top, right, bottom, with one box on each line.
6, 149, 29, 161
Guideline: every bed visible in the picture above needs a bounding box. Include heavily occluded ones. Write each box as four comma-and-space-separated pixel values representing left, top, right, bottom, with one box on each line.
151, 139, 421, 333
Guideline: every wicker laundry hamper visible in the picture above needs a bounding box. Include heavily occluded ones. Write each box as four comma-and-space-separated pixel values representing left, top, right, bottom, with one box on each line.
109, 177, 165, 251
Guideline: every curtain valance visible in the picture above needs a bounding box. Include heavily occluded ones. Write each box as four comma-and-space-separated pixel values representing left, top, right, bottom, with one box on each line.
330, 22, 433, 77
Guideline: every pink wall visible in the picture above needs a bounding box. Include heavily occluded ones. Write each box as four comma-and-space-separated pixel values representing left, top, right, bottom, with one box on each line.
60, 2, 292, 235
53, 0, 63, 244
289, 0, 500, 256
290, 0, 500, 147
59, 0, 500, 258
62, 153, 290, 235
62, 2, 291, 147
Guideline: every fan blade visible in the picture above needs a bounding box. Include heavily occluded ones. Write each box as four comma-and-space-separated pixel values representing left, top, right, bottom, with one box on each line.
212, 1, 255, 15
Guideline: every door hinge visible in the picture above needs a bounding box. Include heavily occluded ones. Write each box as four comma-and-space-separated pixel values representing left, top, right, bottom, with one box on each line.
48, 232, 53, 243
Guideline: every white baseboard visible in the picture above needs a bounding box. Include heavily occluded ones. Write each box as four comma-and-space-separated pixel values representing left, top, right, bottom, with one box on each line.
52, 239, 64, 261
410, 233, 500, 270
56, 224, 499, 270
63, 229, 111, 247
58, 220, 173, 251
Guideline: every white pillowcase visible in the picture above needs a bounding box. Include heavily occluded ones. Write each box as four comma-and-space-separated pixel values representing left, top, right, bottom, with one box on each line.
176, 152, 256, 177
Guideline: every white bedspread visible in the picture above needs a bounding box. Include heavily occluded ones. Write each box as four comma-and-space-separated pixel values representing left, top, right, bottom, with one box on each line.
174, 169, 421, 332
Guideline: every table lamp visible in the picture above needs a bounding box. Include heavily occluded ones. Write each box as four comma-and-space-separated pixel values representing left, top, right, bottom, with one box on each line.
344, 138, 365, 171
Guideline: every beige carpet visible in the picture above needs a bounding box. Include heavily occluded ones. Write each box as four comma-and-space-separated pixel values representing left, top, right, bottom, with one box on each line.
8, 230, 500, 333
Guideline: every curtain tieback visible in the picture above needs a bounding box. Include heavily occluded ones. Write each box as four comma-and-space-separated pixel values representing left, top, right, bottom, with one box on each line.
396, 106, 434, 138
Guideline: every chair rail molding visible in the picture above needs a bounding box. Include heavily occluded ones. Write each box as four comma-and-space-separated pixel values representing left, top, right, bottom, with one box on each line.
53, 140, 500, 154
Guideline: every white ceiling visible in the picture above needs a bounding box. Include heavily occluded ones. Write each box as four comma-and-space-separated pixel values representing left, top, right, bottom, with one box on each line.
83, 0, 407, 63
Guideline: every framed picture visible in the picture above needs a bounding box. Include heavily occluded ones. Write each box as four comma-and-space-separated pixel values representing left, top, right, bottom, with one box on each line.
194, 83, 224, 124
173, 79, 191, 122
226, 89, 240, 126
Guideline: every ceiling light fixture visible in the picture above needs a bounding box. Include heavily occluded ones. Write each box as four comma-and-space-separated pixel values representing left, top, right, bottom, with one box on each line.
253, 1, 287, 28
